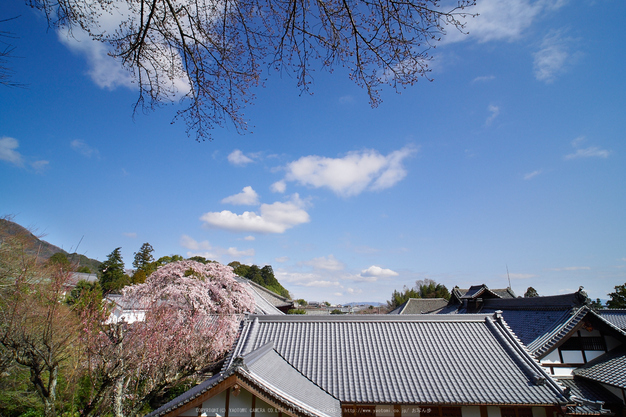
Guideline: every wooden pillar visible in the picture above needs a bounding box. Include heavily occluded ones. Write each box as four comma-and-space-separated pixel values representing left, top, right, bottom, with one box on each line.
225, 388, 230, 417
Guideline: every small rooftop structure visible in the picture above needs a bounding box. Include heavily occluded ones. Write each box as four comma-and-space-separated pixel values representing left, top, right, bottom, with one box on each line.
388, 298, 449, 314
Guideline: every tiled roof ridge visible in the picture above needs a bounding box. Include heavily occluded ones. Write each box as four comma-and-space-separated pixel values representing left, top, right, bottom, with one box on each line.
398, 299, 409, 314
148, 370, 233, 416
486, 312, 566, 396
242, 278, 292, 304
236, 367, 338, 417
528, 306, 590, 358
250, 313, 495, 323
150, 353, 338, 417
221, 315, 254, 372
590, 309, 626, 337
243, 343, 340, 402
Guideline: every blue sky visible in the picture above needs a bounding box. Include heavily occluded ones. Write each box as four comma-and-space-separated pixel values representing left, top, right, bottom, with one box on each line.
1, 0, 625, 304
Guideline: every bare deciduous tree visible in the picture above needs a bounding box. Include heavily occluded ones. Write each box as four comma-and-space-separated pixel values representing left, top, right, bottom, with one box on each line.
26, 0, 475, 139
0, 226, 81, 417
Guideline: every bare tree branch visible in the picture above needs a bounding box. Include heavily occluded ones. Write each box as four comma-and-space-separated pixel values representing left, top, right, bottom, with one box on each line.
26, 0, 476, 140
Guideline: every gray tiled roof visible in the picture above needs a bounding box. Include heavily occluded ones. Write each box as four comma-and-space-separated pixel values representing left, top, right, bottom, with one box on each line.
67, 272, 98, 287
526, 307, 590, 358
477, 308, 576, 350
446, 289, 592, 357
235, 277, 293, 310
237, 279, 285, 315
480, 290, 589, 311
226, 314, 569, 406
148, 342, 340, 417
597, 310, 626, 331
557, 378, 617, 415
574, 348, 626, 389
389, 298, 449, 314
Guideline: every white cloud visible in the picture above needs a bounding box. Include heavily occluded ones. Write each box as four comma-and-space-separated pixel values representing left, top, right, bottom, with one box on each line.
57, 27, 135, 90
533, 30, 572, 83
0, 136, 24, 166
444, 0, 549, 44
180, 235, 255, 261
56, 4, 190, 97
279, 146, 417, 197
275, 256, 289, 263
70, 139, 99, 158
228, 149, 254, 166
565, 147, 610, 160
244, 236, 256, 241
523, 170, 542, 180
546, 266, 590, 271
31, 160, 50, 172
123, 232, 137, 238
502, 273, 537, 279
200, 194, 310, 233
301, 255, 345, 271
360, 265, 399, 278
472, 75, 495, 83
275, 270, 341, 288
221, 186, 260, 205
565, 137, 610, 160
180, 234, 212, 251
271, 180, 287, 193
226, 247, 255, 257
486, 105, 500, 125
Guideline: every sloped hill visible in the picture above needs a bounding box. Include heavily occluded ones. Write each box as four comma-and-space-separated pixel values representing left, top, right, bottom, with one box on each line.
0, 218, 101, 271
0, 218, 66, 259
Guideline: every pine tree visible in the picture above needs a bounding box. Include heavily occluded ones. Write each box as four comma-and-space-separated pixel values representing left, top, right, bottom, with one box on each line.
99, 248, 128, 293
607, 284, 626, 308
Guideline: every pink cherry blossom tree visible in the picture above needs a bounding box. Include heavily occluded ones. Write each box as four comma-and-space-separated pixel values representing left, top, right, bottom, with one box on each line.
79, 260, 255, 416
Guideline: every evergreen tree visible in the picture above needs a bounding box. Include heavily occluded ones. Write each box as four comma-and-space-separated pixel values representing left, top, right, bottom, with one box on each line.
607, 284, 626, 308
132, 242, 155, 270
387, 286, 421, 309
99, 248, 128, 293
48, 252, 71, 270
228, 262, 290, 298
416, 279, 450, 299
524, 287, 539, 298
132, 243, 156, 283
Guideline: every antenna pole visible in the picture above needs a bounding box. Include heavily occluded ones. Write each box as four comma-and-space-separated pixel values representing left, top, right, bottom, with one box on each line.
506, 264, 511, 288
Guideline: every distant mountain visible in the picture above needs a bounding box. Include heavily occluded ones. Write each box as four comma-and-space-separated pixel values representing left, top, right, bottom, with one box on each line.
0, 218, 101, 273
343, 301, 385, 307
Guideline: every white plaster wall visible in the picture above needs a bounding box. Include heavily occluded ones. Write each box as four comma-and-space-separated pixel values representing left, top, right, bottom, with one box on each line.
541, 350, 561, 364
487, 406, 501, 417
230, 390, 253, 416
584, 350, 605, 361
560, 351, 584, 364
531, 406, 547, 417
199, 390, 228, 416
376, 405, 395, 416
553, 367, 576, 376
461, 406, 481, 417
254, 397, 281, 417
